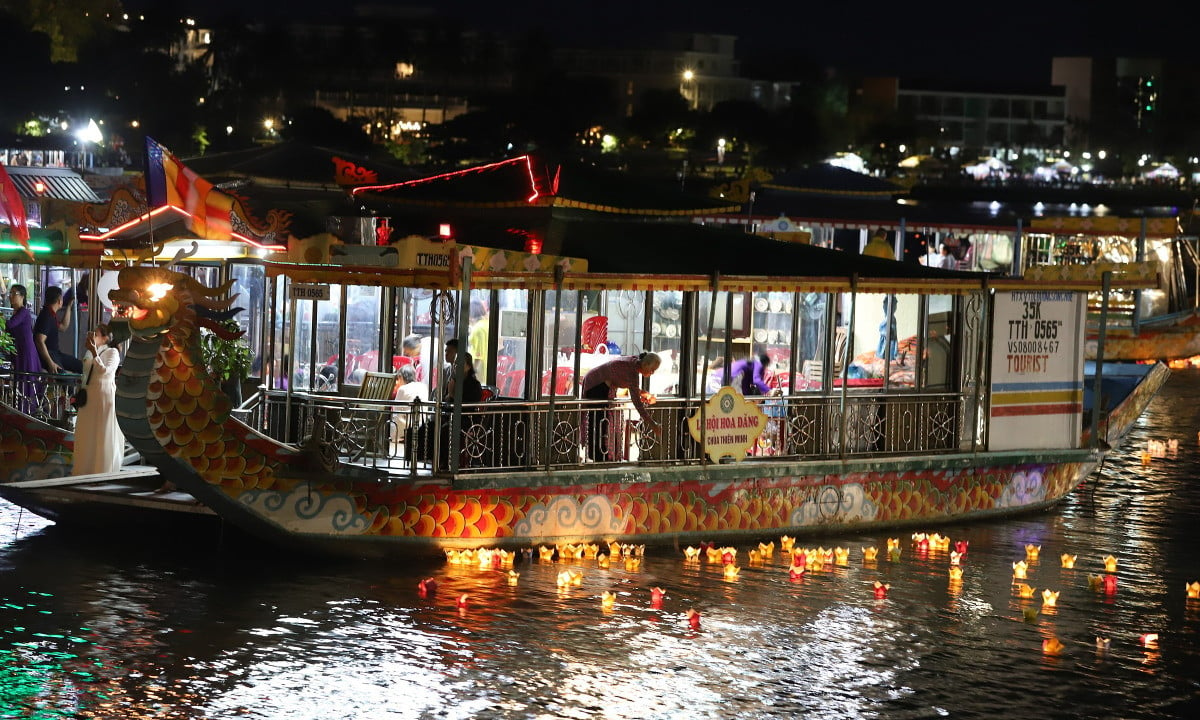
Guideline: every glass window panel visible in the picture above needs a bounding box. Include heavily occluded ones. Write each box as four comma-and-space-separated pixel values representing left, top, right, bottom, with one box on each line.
540, 289, 579, 397
923, 295, 955, 391
751, 291, 793, 392
229, 263, 265, 378
344, 284, 382, 383
650, 290, 683, 396
602, 290, 646, 357
795, 292, 828, 390
496, 289, 529, 397
846, 293, 920, 389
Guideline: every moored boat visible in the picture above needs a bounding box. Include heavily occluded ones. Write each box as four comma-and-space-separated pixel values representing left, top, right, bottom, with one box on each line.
35, 224, 1159, 558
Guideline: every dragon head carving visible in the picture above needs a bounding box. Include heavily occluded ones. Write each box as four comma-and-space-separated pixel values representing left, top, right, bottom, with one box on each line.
105, 264, 244, 349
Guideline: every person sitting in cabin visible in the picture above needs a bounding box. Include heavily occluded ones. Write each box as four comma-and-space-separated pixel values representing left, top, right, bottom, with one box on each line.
393, 363, 429, 453
72, 326, 125, 476
581, 352, 661, 461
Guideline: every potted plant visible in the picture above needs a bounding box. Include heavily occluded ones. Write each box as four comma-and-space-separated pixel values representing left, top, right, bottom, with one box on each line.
200, 319, 253, 406
0, 313, 16, 364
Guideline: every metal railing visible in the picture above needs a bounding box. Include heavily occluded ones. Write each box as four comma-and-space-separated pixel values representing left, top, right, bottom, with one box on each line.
244, 389, 967, 476
0, 369, 81, 429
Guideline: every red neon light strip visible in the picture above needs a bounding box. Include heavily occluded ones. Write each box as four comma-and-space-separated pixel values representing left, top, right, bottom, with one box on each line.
351, 155, 547, 205
991, 403, 1082, 417
79, 205, 284, 251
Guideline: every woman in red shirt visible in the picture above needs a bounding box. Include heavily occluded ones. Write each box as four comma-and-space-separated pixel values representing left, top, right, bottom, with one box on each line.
580, 353, 661, 461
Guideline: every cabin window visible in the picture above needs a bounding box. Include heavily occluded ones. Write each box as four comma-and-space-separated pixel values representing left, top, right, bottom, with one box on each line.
650, 290, 683, 396
540, 289, 580, 397
229, 263, 265, 379
496, 288, 529, 396
922, 294, 955, 391
287, 283, 342, 392
795, 292, 829, 390
344, 284, 383, 382
751, 291, 793, 393
843, 292, 921, 389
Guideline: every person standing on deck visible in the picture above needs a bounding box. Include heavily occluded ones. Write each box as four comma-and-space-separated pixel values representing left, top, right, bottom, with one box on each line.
580, 353, 661, 461
7, 285, 41, 414
34, 286, 81, 374
72, 326, 125, 476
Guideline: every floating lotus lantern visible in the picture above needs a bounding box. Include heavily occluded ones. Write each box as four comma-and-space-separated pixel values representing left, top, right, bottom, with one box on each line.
931, 534, 951, 550
650, 587, 666, 607
873, 581, 890, 599
949, 551, 962, 566
601, 591, 616, 610
834, 547, 850, 565
624, 557, 642, 571
1140, 633, 1159, 648
1103, 575, 1118, 595
1016, 583, 1036, 598
597, 554, 611, 569
1043, 636, 1064, 655
721, 548, 737, 565
584, 543, 600, 559
538, 546, 556, 561
780, 535, 795, 552
748, 550, 762, 564
557, 570, 573, 588
507, 570, 520, 585
1061, 554, 1077, 569
456, 593, 470, 609
569, 544, 585, 560
1095, 637, 1111, 651
1012, 561, 1029, 579
1087, 574, 1104, 590
706, 547, 722, 563
949, 565, 964, 581
609, 541, 622, 557
683, 546, 701, 561
1041, 589, 1059, 607
1103, 555, 1118, 573
1168, 438, 1179, 453
1023, 607, 1039, 623
809, 557, 825, 572
1025, 544, 1041, 561
1141, 450, 1152, 465
417, 578, 438, 597
792, 551, 808, 569
723, 565, 740, 580
888, 548, 902, 562
758, 541, 775, 558
686, 608, 701, 630
1186, 581, 1200, 599
862, 547, 879, 562
887, 538, 900, 551
570, 570, 584, 586
954, 540, 969, 555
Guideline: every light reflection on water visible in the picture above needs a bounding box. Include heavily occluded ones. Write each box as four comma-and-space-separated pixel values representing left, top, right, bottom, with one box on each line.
3, 372, 1200, 718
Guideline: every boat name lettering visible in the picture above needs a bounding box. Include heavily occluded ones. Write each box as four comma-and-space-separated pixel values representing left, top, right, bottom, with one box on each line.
706, 416, 760, 431
417, 253, 450, 267
1010, 292, 1073, 302
1007, 340, 1060, 355
1006, 354, 1052, 373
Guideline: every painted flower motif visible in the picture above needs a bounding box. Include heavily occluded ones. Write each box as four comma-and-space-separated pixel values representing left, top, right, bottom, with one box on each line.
996, 470, 1046, 509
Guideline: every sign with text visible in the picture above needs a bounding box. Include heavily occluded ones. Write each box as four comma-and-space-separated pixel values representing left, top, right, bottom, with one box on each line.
989, 291, 1085, 450
686, 386, 769, 462
289, 283, 330, 301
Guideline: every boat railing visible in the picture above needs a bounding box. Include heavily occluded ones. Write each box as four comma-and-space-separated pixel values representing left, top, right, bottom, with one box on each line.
242, 388, 967, 476
0, 368, 81, 428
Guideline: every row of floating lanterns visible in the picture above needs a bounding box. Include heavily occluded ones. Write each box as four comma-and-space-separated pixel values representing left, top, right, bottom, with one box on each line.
431, 532, 1200, 646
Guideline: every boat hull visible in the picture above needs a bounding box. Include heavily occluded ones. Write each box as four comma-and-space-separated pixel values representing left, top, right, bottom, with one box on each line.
203, 452, 1097, 557
1086, 310, 1200, 362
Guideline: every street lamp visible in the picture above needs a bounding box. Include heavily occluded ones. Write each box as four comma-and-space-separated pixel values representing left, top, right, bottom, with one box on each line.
681, 69, 696, 110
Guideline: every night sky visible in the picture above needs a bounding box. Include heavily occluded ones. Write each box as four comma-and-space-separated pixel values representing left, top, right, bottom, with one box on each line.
151, 0, 1193, 86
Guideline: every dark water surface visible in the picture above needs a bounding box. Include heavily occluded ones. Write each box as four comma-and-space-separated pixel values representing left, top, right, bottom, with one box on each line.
4, 372, 1200, 719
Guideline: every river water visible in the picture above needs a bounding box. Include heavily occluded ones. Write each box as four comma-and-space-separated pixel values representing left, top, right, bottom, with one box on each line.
3, 370, 1200, 719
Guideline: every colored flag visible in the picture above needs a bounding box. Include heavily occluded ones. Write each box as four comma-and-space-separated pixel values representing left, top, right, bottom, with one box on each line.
145, 136, 235, 240
0, 162, 32, 258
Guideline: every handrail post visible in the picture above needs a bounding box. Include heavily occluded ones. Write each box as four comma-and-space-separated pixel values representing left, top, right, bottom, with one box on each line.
1091, 271, 1112, 449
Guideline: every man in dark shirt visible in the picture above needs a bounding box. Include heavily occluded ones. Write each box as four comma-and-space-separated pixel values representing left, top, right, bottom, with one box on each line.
34, 286, 82, 373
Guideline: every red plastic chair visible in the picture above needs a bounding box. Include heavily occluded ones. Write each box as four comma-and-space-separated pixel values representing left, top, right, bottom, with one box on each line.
498, 369, 526, 398
541, 367, 574, 396
580, 316, 608, 352
496, 354, 515, 375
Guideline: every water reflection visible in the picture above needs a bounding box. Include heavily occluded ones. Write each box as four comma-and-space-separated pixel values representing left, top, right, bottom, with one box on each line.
3, 371, 1200, 718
